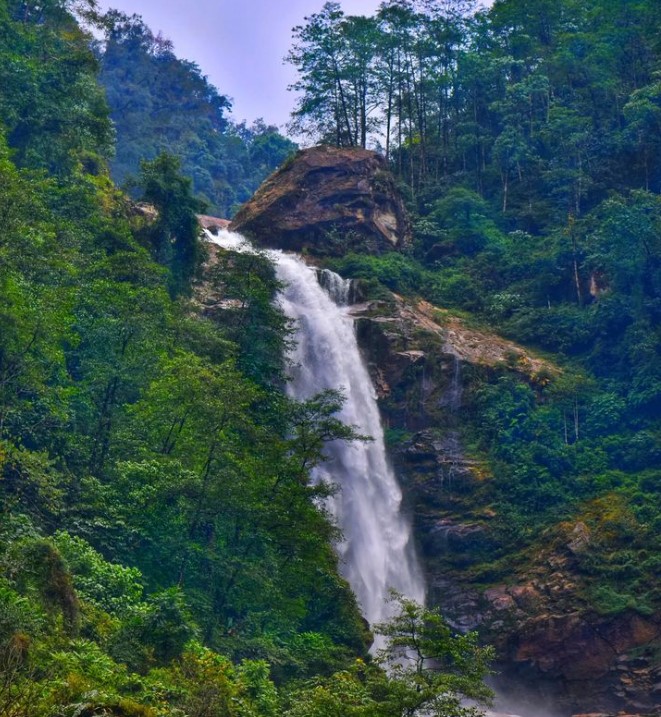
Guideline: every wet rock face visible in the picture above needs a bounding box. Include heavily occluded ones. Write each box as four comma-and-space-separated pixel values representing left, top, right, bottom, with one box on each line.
472, 550, 661, 713
230, 145, 411, 256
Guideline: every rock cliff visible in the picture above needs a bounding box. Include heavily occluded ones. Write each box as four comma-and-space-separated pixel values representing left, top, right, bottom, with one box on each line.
351, 293, 660, 716
198, 214, 230, 233
230, 145, 410, 256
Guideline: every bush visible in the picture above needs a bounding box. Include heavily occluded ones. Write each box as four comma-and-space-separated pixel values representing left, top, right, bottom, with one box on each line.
54, 532, 144, 616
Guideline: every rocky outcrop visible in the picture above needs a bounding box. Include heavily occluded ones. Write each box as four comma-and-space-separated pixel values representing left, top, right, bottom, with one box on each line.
352, 294, 556, 431
230, 145, 411, 256
198, 214, 230, 233
476, 550, 661, 715
436, 565, 660, 714
350, 292, 660, 716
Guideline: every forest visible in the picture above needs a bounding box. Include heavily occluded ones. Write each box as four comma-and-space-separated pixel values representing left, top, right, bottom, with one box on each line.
0, 0, 491, 714
99, 10, 297, 216
0, 0, 659, 714
288, 0, 660, 619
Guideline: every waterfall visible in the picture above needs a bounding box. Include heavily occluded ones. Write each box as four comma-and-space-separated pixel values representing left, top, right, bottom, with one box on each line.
207, 230, 425, 639
316, 267, 354, 305
276, 252, 426, 634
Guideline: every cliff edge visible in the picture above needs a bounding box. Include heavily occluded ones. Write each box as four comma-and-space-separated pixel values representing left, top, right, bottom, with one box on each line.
230, 145, 411, 256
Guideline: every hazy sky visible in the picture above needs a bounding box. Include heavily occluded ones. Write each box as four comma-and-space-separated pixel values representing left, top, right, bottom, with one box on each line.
97, 0, 385, 131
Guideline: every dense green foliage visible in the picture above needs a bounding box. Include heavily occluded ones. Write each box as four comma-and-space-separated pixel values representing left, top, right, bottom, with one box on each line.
301, 0, 660, 608
1, 0, 657, 709
98, 11, 297, 217
283, 595, 493, 717
0, 1, 494, 714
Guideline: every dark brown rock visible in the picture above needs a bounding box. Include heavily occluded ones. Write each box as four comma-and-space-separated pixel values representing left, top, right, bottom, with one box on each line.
426, 518, 489, 555
230, 145, 411, 256
198, 214, 230, 234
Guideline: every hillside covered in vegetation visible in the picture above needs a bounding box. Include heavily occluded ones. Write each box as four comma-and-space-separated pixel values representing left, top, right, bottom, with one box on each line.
282, 0, 660, 709
97, 10, 297, 217
0, 0, 659, 714
287, 0, 660, 620
0, 1, 494, 715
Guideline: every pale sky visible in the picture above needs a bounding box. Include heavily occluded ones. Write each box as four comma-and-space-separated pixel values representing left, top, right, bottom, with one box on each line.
97, 0, 385, 131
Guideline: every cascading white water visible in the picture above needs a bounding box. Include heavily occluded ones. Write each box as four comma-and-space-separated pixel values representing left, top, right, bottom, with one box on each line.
207, 229, 542, 715
316, 267, 355, 305
276, 252, 426, 633
208, 229, 425, 639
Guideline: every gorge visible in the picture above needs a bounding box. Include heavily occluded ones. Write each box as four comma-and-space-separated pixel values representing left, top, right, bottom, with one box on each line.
1, 1, 659, 714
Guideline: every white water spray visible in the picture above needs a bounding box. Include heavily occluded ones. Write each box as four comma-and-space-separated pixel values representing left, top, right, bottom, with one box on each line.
208, 230, 425, 638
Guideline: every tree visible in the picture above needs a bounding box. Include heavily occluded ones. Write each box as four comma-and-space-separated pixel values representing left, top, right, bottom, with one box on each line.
66, 266, 169, 476
285, 595, 493, 717
623, 76, 661, 192
138, 152, 205, 296
374, 595, 493, 717
204, 247, 292, 385
287, 2, 355, 146
0, 0, 113, 175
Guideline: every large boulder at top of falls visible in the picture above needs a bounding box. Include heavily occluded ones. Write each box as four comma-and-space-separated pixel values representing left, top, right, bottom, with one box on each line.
229, 145, 411, 256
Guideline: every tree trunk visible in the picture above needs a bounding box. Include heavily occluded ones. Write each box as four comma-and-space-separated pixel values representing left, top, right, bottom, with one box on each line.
502, 169, 509, 213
